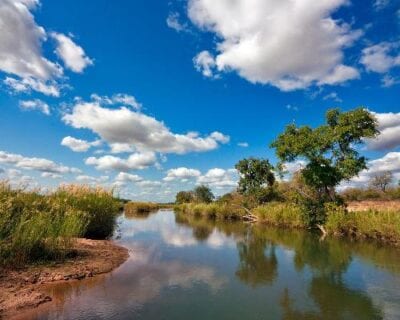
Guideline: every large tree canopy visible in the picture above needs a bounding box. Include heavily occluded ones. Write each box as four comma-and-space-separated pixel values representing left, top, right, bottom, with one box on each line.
235, 158, 275, 203
271, 108, 379, 199
193, 185, 215, 203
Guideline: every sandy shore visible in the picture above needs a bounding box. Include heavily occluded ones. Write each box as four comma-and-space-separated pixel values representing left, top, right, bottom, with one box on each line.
0, 239, 129, 319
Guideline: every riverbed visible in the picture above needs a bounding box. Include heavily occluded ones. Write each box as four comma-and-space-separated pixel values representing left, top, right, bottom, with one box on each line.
18, 209, 400, 319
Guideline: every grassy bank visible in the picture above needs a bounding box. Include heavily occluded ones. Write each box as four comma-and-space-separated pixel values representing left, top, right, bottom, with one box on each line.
124, 202, 160, 216
174, 201, 400, 245
0, 182, 120, 267
325, 204, 400, 243
252, 203, 306, 228
174, 202, 246, 220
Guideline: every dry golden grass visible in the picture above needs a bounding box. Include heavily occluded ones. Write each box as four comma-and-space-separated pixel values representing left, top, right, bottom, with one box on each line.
347, 200, 400, 212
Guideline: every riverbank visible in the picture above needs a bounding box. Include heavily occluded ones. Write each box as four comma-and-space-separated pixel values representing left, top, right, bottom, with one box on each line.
0, 238, 129, 319
174, 200, 400, 246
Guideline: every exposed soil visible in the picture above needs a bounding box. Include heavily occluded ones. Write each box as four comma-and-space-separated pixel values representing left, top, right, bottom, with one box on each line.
347, 200, 400, 212
0, 239, 129, 319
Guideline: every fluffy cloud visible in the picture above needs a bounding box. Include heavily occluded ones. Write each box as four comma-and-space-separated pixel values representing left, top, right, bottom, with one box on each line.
0, 1, 91, 96
19, 99, 50, 115
109, 143, 135, 154
193, 51, 217, 78
4, 76, 60, 97
0, 0, 62, 80
163, 167, 201, 181
51, 32, 93, 73
61, 136, 102, 152
361, 42, 400, 73
197, 168, 238, 189
188, 0, 361, 90
342, 152, 400, 188
63, 100, 229, 154
115, 172, 143, 183
365, 111, 400, 150
381, 74, 399, 88
85, 152, 157, 171
0, 150, 80, 174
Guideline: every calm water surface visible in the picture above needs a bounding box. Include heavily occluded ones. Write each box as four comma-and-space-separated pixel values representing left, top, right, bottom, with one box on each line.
21, 210, 400, 319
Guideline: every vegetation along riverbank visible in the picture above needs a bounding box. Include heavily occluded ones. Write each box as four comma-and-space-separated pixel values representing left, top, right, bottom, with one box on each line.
174, 108, 400, 246
0, 182, 129, 317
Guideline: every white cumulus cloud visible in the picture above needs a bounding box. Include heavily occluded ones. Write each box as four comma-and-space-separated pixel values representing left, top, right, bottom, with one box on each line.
19, 99, 50, 115
163, 167, 201, 181
61, 136, 102, 152
361, 42, 400, 74
0, 150, 80, 174
197, 168, 238, 189
0, 0, 62, 80
62, 99, 229, 154
365, 111, 400, 151
188, 0, 361, 91
85, 152, 157, 172
51, 32, 93, 73
341, 152, 400, 189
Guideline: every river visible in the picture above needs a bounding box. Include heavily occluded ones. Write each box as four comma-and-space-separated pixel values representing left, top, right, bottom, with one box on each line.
22, 210, 400, 319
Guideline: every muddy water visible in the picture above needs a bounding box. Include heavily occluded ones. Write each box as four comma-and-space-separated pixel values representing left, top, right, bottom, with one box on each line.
21, 210, 400, 319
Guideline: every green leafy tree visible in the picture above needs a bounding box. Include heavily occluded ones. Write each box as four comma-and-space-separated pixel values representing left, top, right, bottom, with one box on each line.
193, 185, 215, 203
175, 191, 194, 204
235, 158, 276, 204
271, 108, 379, 225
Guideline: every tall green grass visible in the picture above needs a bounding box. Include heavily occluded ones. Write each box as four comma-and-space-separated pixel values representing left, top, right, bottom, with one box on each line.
174, 202, 246, 220
253, 202, 305, 228
53, 185, 120, 239
0, 182, 120, 266
325, 204, 400, 242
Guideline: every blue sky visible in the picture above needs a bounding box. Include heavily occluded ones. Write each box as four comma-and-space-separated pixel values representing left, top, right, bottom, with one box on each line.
0, 0, 400, 201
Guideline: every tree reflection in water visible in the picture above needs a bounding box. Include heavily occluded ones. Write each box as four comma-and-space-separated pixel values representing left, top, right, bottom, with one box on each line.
236, 232, 278, 287
175, 213, 388, 319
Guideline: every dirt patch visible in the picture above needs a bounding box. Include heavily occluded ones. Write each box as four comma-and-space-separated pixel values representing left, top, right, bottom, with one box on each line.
347, 200, 400, 212
0, 239, 128, 319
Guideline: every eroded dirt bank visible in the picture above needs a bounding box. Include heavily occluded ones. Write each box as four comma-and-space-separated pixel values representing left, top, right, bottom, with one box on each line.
0, 239, 129, 319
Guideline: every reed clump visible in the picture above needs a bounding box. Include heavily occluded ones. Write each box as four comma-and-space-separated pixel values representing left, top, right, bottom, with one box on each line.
0, 181, 120, 266
124, 202, 160, 216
